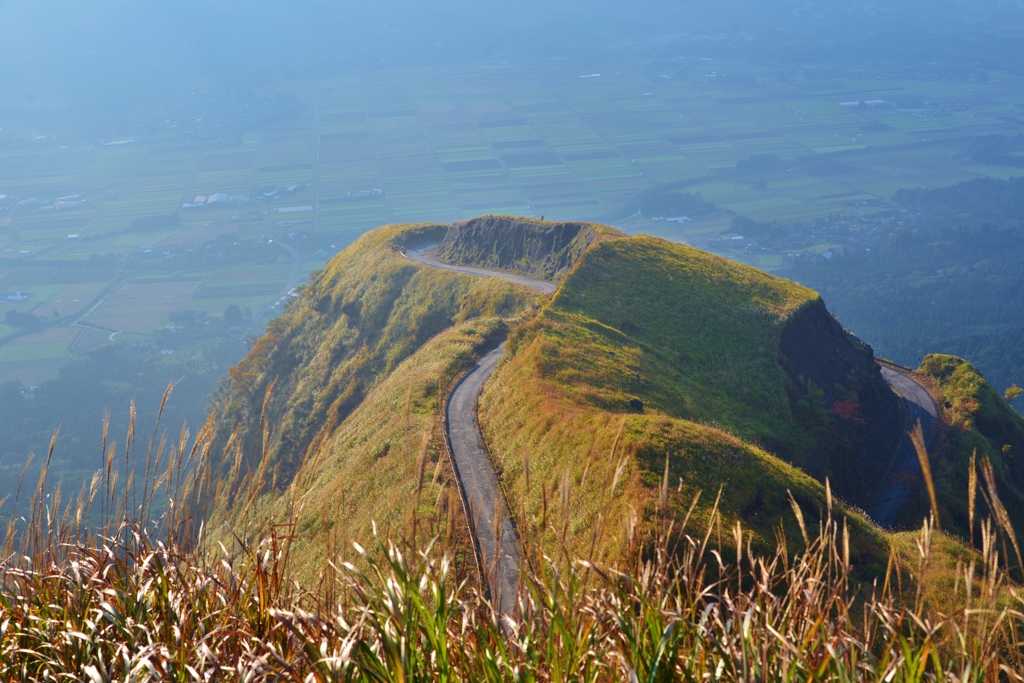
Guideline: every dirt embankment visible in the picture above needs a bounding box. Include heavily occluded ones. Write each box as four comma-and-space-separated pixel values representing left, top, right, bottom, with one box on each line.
779, 298, 903, 506
436, 216, 599, 281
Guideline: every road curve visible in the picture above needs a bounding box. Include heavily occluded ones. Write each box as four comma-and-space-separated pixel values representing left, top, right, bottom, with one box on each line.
402, 243, 556, 618
402, 244, 556, 294
868, 366, 941, 527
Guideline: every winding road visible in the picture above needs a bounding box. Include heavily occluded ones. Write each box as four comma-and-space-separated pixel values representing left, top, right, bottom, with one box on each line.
404, 241, 940, 611
867, 365, 941, 528
403, 244, 553, 618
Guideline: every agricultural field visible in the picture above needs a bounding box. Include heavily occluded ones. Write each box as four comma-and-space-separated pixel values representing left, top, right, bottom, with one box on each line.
0, 58, 1022, 383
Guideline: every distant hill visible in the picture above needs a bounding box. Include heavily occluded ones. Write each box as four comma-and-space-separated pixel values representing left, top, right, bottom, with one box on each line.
205, 215, 1024, 585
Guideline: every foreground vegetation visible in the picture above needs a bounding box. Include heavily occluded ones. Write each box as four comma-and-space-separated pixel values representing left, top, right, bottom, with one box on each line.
0, 427, 1022, 679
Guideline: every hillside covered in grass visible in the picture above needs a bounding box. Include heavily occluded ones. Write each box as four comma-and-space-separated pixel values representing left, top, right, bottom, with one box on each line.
205, 216, 903, 576
204, 222, 540, 572
480, 235, 905, 564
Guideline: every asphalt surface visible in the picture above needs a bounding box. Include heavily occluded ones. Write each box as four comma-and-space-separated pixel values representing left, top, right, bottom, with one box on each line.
402, 244, 557, 294
446, 346, 520, 617
404, 243, 557, 618
868, 366, 941, 527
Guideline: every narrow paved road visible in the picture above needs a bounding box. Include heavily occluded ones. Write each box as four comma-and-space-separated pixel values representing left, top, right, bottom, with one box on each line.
403, 244, 556, 294
403, 243, 554, 618
447, 346, 520, 617
868, 366, 941, 527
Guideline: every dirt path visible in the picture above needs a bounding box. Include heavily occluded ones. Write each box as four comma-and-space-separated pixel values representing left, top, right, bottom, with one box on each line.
403, 244, 555, 617
868, 366, 941, 527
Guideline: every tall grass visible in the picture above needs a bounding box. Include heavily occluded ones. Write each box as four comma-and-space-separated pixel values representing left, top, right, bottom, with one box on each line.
0, 393, 1023, 679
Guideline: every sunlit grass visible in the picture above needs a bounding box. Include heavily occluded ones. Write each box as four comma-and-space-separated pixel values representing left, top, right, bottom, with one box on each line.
1, 416, 1022, 679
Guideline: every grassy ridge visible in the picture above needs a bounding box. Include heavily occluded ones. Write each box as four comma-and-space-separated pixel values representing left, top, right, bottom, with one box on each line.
479, 235, 898, 570
209, 223, 535, 499
210, 220, 1024, 596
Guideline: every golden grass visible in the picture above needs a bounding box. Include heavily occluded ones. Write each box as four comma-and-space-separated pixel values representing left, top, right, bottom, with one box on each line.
207, 223, 536, 564
211, 317, 513, 587
1, 424, 1022, 679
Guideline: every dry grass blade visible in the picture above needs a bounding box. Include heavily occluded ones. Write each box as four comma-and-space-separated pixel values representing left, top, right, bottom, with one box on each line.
980, 455, 1024, 577
910, 420, 940, 530
787, 489, 809, 548
969, 450, 978, 548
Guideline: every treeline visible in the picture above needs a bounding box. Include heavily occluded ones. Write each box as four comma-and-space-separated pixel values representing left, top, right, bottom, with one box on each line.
791, 176, 1024, 401
0, 332, 246, 523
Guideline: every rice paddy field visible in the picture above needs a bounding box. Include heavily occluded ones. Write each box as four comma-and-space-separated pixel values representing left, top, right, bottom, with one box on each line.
0, 57, 1022, 384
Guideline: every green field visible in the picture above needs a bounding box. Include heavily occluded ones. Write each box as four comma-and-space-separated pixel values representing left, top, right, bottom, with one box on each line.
0, 59, 1022, 383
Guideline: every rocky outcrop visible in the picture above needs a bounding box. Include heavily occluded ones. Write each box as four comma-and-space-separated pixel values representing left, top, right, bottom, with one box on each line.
435, 216, 598, 281
780, 298, 903, 506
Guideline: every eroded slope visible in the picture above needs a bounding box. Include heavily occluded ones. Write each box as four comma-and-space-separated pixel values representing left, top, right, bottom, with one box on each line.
435, 215, 613, 281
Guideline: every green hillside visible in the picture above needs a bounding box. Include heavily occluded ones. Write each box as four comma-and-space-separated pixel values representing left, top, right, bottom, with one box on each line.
477, 234, 902, 567
486, 236, 902, 510
206, 217, 892, 576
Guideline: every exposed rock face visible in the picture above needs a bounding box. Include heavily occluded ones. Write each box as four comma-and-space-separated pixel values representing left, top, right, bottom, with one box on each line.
436, 216, 598, 281
779, 298, 903, 506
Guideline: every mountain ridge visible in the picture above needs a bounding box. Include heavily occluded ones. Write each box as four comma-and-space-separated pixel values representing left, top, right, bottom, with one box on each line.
204, 215, 1024, 585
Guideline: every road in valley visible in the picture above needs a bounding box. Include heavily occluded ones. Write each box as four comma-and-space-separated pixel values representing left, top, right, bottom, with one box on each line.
868, 366, 941, 527
403, 244, 553, 618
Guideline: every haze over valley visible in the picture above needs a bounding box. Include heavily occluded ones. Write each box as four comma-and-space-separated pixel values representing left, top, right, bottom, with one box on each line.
3, 2, 1024, 677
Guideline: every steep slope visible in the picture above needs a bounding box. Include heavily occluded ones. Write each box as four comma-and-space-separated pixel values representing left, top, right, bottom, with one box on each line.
486, 237, 901, 506
207, 223, 536, 509
474, 234, 906, 566
225, 318, 509, 585
435, 215, 609, 281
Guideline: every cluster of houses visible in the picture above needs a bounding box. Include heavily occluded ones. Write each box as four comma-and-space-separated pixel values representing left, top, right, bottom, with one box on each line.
185, 184, 308, 209
182, 193, 252, 209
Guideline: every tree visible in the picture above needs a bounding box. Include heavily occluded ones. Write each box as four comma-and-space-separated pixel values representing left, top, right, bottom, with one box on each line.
5, 310, 40, 328
1006, 385, 1023, 402
224, 305, 243, 325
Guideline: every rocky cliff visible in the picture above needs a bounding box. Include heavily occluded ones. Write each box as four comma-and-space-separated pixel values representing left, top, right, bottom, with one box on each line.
780, 298, 903, 505
435, 215, 600, 281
